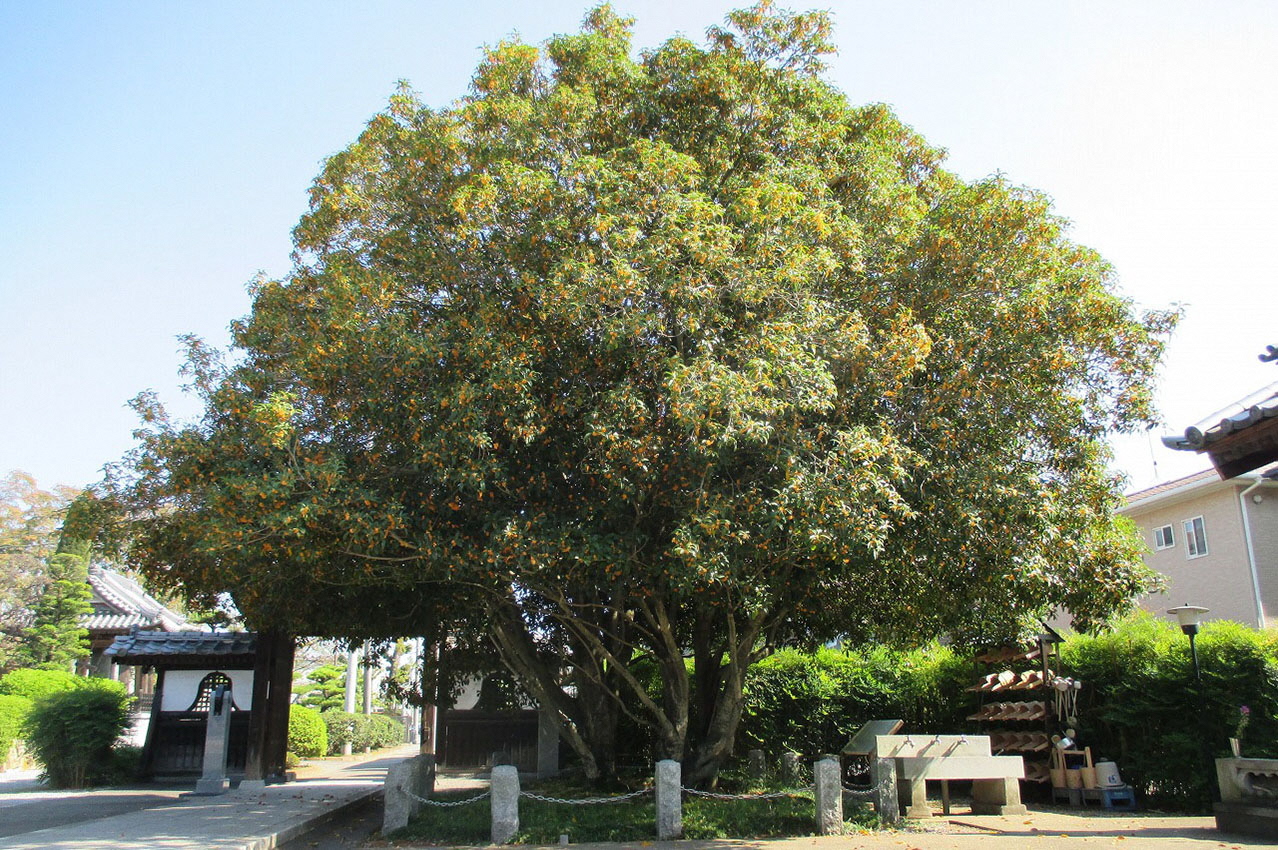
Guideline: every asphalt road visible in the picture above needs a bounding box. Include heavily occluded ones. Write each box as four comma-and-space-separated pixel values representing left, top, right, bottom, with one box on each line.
0, 785, 190, 839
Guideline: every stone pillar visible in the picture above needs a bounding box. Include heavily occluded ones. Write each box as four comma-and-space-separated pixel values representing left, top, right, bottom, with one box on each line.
362, 639, 374, 716
655, 759, 682, 840
343, 647, 357, 756
871, 757, 900, 824
419, 640, 439, 757
491, 764, 520, 844
344, 648, 359, 712
748, 749, 766, 779
814, 757, 843, 835
780, 751, 801, 782
383, 754, 436, 834
194, 685, 232, 795
536, 709, 560, 777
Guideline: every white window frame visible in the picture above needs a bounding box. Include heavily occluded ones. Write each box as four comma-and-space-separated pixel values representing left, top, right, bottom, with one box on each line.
1154, 525, 1174, 550
1184, 516, 1208, 559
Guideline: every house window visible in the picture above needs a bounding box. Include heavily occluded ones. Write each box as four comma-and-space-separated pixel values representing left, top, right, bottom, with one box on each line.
1154, 525, 1174, 550
1184, 516, 1208, 559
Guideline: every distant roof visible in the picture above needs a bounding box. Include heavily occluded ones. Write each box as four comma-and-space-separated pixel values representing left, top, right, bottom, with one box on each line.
105, 630, 256, 668
1162, 380, 1278, 478
1123, 463, 1278, 511
1124, 468, 1220, 505
83, 613, 156, 632
83, 566, 189, 634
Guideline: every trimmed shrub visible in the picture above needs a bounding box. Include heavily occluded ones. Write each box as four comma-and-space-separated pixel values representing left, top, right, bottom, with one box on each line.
322, 711, 405, 755
367, 713, 405, 748
288, 704, 328, 758
24, 684, 130, 787
323, 710, 362, 755
1062, 613, 1278, 810
741, 616, 1278, 812
0, 668, 81, 702
0, 693, 33, 763
738, 643, 969, 758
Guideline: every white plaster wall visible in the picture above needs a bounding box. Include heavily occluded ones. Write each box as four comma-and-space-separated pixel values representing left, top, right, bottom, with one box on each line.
160, 669, 254, 711
451, 676, 536, 711
453, 678, 482, 711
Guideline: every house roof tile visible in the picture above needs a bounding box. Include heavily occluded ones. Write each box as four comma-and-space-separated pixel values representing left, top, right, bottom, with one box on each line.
1124, 468, 1220, 504
83, 566, 188, 633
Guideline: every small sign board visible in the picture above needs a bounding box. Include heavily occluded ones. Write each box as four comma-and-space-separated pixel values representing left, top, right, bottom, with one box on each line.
841, 719, 904, 755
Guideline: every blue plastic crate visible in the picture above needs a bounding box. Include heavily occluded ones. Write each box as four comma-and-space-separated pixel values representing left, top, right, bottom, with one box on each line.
1083, 785, 1136, 810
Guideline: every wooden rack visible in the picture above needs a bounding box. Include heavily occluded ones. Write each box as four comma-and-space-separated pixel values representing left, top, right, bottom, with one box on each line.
968, 635, 1058, 784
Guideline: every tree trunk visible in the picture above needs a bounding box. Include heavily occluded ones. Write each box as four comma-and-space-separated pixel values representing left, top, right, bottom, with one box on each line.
685, 663, 747, 786
485, 597, 608, 781
684, 608, 761, 787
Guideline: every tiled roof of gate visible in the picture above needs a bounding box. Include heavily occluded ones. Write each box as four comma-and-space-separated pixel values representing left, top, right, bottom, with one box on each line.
105, 630, 256, 665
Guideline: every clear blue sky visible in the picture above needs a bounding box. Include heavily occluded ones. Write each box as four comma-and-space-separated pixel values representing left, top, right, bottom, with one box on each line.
2, 0, 1275, 493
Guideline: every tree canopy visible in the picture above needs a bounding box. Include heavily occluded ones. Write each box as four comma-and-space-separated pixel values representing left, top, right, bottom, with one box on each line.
22, 493, 96, 670
0, 472, 76, 670
105, 3, 1174, 783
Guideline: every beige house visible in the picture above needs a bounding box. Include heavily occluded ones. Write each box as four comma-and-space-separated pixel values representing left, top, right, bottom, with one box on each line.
1121, 466, 1278, 627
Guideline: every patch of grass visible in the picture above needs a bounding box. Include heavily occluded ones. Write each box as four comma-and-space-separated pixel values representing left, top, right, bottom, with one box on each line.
682, 793, 817, 839
393, 776, 880, 844
391, 788, 492, 844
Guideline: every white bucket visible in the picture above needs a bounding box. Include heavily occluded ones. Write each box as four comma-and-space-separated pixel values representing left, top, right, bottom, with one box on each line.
1095, 760, 1123, 787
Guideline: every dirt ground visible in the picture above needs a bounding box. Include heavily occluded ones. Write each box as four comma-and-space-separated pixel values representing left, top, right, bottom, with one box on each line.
382, 804, 1270, 850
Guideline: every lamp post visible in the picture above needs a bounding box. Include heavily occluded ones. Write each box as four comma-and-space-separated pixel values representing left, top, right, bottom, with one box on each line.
1168, 604, 1213, 804
1168, 604, 1209, 684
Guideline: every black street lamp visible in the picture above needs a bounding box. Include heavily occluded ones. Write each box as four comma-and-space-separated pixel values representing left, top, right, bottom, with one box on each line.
1168, 604, 1210, 683
1168, 603, 1213, 804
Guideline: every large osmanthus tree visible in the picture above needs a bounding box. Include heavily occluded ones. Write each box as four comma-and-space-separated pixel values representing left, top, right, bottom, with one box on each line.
104, 3, 1174, 784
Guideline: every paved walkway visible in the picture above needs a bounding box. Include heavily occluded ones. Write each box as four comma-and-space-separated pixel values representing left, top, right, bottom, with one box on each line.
0, 744, 420, 850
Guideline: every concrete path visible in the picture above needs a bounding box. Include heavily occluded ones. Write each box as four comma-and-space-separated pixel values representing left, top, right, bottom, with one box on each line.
0, 744, 418, 850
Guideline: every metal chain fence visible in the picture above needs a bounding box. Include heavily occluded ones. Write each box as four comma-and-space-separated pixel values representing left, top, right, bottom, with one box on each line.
682, 787, 813, 801
520, 788, 654, 806
403, 789, 491, 807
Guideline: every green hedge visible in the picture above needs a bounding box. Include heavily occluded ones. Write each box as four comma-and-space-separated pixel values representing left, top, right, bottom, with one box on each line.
0, 668, 82, 701
0, 693, 33, 761
1062, 614, 1278, 810
288, 704, 328, 758
23, 683, 131, 787
322, 711, 405, 755
738, 643, 969, 759
735, 615, 1278, 812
